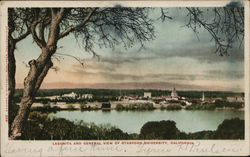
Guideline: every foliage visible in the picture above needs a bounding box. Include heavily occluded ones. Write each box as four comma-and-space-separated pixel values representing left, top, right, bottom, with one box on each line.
214, 118, 244, 139
125, 103, 155, 110
178, 91, 244, 99
8, 104, 19, 135
139, 120, 182, 139
160, 104, 182, 110
116, 104, 125, 111
80, 103, 88, 111
214, 100, 243, 109
23, 112, 135, 140
185, 103, 216, 110
187, 130, 215, 139
23, 112, 50, 139
139, 118, 244, 140
165, 104, 182, 110
31, 105, 61, 113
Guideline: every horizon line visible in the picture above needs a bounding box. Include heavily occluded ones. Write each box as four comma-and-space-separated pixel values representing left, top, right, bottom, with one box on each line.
15, 81, 244, 92
15, 87, 244, 93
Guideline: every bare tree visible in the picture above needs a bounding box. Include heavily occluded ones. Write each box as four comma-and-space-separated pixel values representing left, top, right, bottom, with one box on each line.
10, 7, 155, 139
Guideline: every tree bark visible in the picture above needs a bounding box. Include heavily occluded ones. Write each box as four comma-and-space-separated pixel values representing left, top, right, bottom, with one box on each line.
8, 9, 17, 128
8, 37, 16, 114
10, 48, 54, 140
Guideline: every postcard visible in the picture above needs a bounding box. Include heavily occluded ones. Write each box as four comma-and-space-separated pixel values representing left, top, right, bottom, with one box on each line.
0, 0, 249, 156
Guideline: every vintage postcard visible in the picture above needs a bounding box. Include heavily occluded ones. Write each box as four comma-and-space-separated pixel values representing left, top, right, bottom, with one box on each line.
1, 0, 249, 156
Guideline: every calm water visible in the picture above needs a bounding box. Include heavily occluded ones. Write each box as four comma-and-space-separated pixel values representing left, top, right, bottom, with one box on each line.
50, 109, 244, 134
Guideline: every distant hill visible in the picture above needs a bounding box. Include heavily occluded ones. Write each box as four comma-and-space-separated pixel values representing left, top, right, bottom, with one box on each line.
16, 81, 236, 91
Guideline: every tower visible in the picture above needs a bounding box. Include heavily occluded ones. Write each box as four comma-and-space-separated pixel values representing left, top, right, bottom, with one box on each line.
171, 87, 178, 98
202, 91, 205, 102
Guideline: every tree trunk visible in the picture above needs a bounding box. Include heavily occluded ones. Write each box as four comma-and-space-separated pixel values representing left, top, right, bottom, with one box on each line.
8, 37, 16, 125
10, 48, 54, 140
10, 8, 63, 140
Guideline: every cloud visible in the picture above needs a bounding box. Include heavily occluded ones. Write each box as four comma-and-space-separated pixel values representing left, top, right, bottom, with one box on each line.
67, 70, 142, 82
157, 49, 243, 64
203, 70, 244, 80
98, 45, 244, 67
77, 8, 244, 67
71, 60, 117, 72
68, 63, 244, 84
100, 55, 154, 66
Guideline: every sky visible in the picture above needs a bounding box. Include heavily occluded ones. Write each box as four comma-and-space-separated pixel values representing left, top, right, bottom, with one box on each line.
15, 8, 244, 91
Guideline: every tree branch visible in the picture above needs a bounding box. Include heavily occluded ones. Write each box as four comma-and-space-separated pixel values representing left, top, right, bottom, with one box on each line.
47, 8, 66, 47
55, 52, 85, 67
14, 28, 30, 43
13, 23, 31, 43
38, 16, 51, 44
31, 20, 46, 48
59, 8, 97, 39
185, 7, 243, 55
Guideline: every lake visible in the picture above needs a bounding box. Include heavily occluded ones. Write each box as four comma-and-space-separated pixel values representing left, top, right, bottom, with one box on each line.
49, 109, 244, 134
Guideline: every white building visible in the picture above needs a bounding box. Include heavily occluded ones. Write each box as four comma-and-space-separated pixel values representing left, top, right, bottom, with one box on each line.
62, 92, 77, 98
35, 96, 61, 100
227, 96, 244, 103
122, 99, 155, 105
81, 94, 93, 99
184, 101, 192, 106
144, 92, 152, 98
47, 95, 61, 100
171, 87, 178, 98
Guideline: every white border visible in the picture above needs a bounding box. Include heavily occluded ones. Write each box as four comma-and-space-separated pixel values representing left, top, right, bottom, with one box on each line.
1, 1, 250, 156
244, 0, 250, 148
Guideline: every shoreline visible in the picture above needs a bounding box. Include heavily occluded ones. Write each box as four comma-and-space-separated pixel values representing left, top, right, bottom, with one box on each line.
30, 103, 244, 112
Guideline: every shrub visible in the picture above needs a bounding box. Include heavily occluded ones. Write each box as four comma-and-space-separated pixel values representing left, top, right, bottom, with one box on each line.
160, 105, 166, 110
214, 100, 243, 109
166, 104, 182, 110
232, 103, 243, 109
139, 120, 181, 139
214, 118, 244, 139
185, 103, 215, 110
123, 103, 154, 110
23, 112, 136, 140
44, 118, 76, 140
80, 103, 88, 111
202, 103, 216, 110
188, 131, 214, 139
31, 105, 61, 113
116, 104, 125, 110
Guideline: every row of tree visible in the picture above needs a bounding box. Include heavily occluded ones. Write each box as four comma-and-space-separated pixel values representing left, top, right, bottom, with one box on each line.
14, 88, 244, 100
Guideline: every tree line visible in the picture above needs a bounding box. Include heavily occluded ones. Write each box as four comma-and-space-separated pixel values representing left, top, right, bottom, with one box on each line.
14, 88, 244, 102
